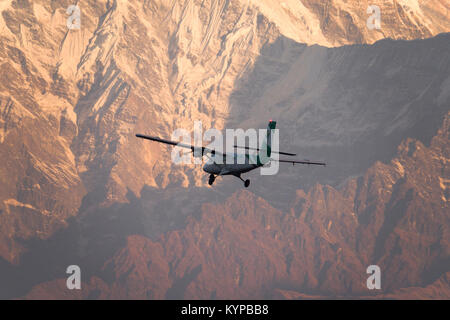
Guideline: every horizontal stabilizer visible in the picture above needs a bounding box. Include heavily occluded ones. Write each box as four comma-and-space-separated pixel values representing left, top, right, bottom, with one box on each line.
234, 145, 296, 156
273, 159, 326, 166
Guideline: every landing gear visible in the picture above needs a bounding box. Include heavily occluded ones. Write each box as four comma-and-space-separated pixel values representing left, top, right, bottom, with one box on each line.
208, 174, 216, 186
237, 175, 250, 188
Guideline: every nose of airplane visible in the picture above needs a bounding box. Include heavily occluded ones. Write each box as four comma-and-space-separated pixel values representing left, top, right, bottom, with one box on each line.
203, 163, 219, 174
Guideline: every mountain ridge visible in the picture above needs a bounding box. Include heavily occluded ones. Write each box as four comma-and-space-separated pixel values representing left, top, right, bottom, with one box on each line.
21, 111, 449, 299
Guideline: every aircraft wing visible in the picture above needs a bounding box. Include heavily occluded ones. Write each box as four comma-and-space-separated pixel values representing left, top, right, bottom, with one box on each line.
135, 134, 222, 157
136, 134, 192, 149
273, 159, 326, 166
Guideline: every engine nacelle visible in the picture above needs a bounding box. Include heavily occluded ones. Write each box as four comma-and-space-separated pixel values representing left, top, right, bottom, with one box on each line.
191, 147, 204, 158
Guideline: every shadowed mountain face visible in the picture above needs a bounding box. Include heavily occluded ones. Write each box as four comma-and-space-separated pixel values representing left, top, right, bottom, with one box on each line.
228, 34, 450, 207
0, 0, 449, 299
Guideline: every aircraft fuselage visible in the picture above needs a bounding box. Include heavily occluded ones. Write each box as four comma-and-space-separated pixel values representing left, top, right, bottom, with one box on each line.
203, 162, 259, 176
202, 153, 260, 176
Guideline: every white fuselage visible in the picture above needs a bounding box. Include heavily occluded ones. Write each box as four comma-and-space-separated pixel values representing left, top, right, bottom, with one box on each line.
202, 153, 260, 176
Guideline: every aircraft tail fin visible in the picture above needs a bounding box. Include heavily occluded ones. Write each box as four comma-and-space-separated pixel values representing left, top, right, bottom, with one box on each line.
258, 120, 276, 165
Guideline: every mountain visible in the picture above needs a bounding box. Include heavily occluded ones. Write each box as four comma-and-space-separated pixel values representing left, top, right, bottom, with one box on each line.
22, 111, 450, 299
21, 113, 450, 299
0, 0, 448, 299
248, 0, 450, 46
228, 33, 450, 207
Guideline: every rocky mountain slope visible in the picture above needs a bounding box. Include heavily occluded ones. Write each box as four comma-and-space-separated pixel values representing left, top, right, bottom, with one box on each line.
0, 0, 449, 299
23, 112, 449, 299
250, 0, 450, 46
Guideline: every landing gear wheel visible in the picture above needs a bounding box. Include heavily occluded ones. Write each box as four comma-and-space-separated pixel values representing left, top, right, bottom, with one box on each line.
244, 179, 250, 188
208, 174, 215, 186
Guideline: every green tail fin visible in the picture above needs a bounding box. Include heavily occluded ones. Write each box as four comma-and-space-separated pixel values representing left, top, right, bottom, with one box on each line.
257, 120, 276, 165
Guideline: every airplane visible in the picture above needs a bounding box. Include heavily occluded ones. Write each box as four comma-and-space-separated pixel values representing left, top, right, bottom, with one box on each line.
135, 120, 326, 188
